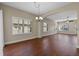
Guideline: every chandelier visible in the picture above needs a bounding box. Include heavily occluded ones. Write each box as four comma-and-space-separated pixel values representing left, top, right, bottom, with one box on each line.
34, 2, 43, 21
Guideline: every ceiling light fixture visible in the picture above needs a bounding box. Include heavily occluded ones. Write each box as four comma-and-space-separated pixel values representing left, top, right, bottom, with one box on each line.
34, 2, 43, 22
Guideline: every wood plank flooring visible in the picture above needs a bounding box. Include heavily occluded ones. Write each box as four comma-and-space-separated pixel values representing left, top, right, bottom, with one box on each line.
4, 34, 78, 56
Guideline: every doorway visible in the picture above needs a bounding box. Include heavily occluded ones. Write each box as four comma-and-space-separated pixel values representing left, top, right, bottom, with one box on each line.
57, 20, 77, 35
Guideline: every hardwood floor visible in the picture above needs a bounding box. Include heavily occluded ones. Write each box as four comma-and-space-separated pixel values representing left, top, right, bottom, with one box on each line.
4, 34, 78, 56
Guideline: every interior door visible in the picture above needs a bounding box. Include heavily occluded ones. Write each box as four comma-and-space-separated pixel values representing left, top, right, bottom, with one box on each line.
0, 10, 4, 56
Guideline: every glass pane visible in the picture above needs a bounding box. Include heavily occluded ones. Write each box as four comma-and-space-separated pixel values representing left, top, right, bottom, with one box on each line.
12, 17, 18, 23
19, 18, 23, 28
43, 22, 47, 26
12, 24, 19, 34
43, 27, 47, 32
24, 26, 30, 33
59, 25, 63, 31
43, 22, 48, 32
18, 18, 23, 34
12, 17, 19, 35
63, 24, 69, 31
18, 26, 23, 34
24, 19, 30, 25
19, 18, 22, 24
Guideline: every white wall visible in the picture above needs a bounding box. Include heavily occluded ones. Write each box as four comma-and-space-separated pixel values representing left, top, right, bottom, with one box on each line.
0, 10, 3, 56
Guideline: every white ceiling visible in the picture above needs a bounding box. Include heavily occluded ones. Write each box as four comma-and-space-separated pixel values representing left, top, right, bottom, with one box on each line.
2, 2, 70, 15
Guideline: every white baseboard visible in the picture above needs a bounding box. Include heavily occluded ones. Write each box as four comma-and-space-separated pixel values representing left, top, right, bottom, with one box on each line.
76, 45, 79, 48
5, 36, 37, 45
42, 32, 57, 37
5, 33, 56, 45
0, 49, 3, 56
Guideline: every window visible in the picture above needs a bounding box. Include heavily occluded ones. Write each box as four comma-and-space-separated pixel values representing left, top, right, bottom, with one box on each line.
58, 22, 69, 32
62, 23, 69, 31
24, 19, 31, 33
12, 17, 31, 35
43, 22, 48, 32
12, 17, 19, 34
18, 18, 23, 34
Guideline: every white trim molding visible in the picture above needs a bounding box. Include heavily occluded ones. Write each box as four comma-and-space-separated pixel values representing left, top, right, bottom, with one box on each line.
5, 36, 37, 45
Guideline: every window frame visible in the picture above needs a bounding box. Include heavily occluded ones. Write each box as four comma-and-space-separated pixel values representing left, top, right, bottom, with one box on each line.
12, 17, 32, 35
42, 22, 48, 32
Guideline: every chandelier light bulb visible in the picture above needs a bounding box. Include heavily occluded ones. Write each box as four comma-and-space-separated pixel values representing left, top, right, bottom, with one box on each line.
35, 17, 38, 20
39, 16, 43, 20
35, 16, 43, 21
